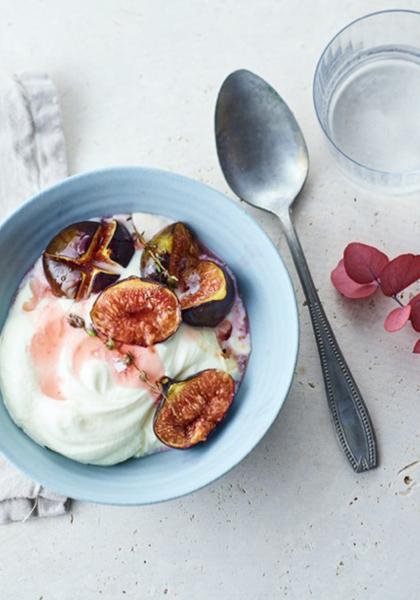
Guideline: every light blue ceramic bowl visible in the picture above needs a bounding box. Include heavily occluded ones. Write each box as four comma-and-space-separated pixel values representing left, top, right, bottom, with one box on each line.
0, 167, 298, 505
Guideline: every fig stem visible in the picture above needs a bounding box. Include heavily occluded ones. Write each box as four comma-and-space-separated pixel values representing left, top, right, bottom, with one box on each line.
130, 221, 179, 287
105, 338, 116, 350
124, 352, 165, 397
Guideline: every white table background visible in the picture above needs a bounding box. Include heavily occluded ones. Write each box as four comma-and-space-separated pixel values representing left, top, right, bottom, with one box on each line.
1, 1, 420, 598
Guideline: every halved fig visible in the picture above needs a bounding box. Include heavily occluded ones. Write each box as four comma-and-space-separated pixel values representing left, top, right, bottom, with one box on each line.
179, 260, 235, 327
43, 220, 134, 300
141, 222, 200, 284
90, 277, 181, 346
154, 369, 235, 448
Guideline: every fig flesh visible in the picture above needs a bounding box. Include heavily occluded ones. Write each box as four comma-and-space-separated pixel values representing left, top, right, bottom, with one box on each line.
90, 277, 181, 346
43, 220, 134, 300
154, 369, 235, 448
179, 260, 235, 327
141, 222, 200, 284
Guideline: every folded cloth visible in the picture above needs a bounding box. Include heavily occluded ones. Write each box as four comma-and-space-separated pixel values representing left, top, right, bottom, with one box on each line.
0, 459, 69, 524
0, 71, 69, 524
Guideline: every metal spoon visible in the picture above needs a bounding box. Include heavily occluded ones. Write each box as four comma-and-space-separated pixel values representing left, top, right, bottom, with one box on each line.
215, 69, 377, 472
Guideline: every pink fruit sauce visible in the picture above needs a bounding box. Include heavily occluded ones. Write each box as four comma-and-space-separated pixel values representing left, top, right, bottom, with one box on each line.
28, 285, 164, 401
22, 276, 51, 312
71, 336, 164, 392
30, 307, 67, 400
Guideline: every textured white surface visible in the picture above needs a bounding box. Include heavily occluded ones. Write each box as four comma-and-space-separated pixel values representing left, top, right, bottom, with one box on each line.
1, 0, 420, 598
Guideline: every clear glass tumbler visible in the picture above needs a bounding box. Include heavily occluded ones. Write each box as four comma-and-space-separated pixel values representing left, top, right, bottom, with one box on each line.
313, 10, 420, 193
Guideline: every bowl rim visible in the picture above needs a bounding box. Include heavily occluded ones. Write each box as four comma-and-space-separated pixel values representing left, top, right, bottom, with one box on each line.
312, 8, 420, 179
0, 166, 300, 504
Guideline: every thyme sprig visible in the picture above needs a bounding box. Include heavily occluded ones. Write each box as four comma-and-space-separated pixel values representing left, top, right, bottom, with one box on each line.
68, 313, 97, 337
66, 314, 164, 397
128, 217, 178, 287
122, 352, 164, 396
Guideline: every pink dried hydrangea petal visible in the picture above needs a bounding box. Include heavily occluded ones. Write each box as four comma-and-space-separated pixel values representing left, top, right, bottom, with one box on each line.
384, 305, 411, 332
343, 243, 389, 284
409, 294, 420, 332
331, 260, 378, 299
380, 254, 420, 296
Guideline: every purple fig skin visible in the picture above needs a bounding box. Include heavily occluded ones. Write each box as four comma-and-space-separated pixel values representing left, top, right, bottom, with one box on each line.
42, 221, 99, 298
45, 221, 99, 260
107, 221, 135, 268
92, 221, 135, 292
181, 265, 235, 328
43, 220, 135, 299
92, 272, 120, 294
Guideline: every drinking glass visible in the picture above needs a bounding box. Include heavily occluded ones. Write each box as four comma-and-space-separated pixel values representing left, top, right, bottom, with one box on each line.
313, 10, 420, 193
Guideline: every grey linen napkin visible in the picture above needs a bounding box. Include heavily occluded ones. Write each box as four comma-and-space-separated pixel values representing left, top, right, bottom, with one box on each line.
0, 71, 69, 523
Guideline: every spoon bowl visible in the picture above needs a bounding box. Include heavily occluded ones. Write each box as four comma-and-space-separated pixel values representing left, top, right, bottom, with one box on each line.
215, 69, 309, 215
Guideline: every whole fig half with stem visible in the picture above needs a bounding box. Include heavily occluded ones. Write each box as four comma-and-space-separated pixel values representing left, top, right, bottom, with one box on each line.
43, 220, 134, 300
154, 369, 235, 448
179, 260, 235, 327
90, 277, 181, 346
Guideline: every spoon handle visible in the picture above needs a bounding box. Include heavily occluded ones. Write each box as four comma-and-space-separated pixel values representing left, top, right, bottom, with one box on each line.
278, 209, 377, 472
